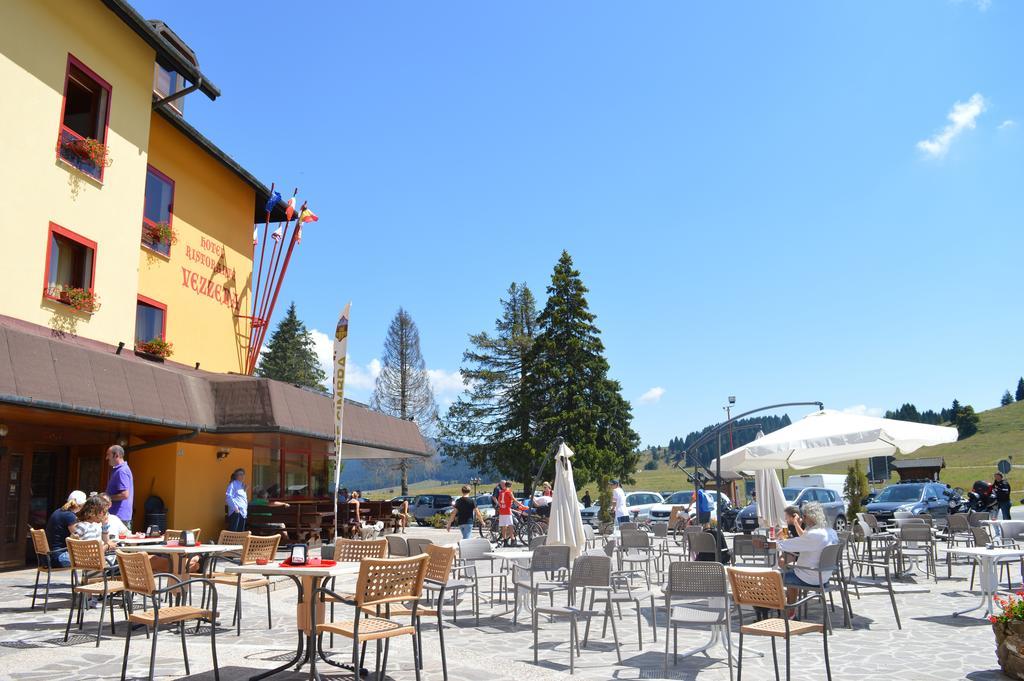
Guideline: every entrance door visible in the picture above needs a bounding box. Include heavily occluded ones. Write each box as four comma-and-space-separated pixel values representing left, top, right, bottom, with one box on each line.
0, 449, 30, 568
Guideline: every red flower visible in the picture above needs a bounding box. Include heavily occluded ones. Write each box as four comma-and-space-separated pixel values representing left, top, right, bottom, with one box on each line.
991, 616, 999, 623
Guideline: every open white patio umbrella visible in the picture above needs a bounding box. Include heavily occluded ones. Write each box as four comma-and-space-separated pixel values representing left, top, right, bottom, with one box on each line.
546, 442, 587, 559
718, 408, 958, 472
752, 431, 788, 530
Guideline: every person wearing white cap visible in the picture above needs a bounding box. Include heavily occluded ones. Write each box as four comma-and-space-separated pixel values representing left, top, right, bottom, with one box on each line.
45, 490, 85, 567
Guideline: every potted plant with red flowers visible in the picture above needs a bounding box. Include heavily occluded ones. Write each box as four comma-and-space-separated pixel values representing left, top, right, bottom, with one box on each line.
144, 221, 177, 247
136, 337, 173, 360
62, 137, 113, 168
991, 592, 1024, 678
64, 287, 101, 313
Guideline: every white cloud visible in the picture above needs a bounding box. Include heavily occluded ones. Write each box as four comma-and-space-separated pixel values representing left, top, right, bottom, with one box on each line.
951, 0, 992, 10
916, 93, 986, 158
427, 368, 468, 399
639, 387, 666, 404
309, 329, 380, 391
998, 119, 1016, 130
842, 404, 884, 418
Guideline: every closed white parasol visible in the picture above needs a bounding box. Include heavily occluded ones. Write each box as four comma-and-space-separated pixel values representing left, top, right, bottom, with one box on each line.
546, 442, 587, 559
751, 431, 788, 530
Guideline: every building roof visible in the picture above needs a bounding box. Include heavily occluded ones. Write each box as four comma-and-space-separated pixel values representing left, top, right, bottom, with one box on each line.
891, 457, 945, 470
0, 315, 428, 459
100, 0, 220, 100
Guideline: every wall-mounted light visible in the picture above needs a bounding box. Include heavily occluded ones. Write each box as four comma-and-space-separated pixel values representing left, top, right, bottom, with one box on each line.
0, 424, 8, 438
194, 362, 201, 370
216, 447, 230, 460
116, 342, 124, 355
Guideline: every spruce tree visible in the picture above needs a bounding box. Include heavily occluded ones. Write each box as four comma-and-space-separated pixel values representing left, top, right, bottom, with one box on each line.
255, 302, 327, 390
443, 282, 540, 484
371, 308, 438, 494
1002, 390, 1015, 407
526, 251, 640, 492
1017, 378, 1024, 403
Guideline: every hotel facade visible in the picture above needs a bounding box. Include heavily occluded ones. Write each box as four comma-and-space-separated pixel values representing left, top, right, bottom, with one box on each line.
0, 0, 426, 567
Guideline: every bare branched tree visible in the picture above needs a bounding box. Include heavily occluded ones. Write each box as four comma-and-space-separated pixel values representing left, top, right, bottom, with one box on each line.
371, 307, 438, 494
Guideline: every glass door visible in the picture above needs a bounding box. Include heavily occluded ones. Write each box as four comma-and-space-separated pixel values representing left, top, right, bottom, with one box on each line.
0, 451, 28, 567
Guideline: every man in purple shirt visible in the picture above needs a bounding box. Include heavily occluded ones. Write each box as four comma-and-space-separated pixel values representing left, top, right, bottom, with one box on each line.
105, 445, 134, 529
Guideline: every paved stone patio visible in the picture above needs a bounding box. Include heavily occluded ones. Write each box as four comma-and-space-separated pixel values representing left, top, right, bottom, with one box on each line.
0, 527, 1009, 680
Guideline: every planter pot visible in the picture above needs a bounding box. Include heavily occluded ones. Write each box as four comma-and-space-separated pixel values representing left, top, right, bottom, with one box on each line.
994, 621, 1024, 679
134, 350, 165, 363
58, 291, 71, 304
64, 138, 91, 158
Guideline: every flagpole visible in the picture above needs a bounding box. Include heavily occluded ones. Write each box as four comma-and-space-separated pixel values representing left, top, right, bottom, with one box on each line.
332, 303, 351, 541
251, 201, 305, 371
246, 191, 296, 373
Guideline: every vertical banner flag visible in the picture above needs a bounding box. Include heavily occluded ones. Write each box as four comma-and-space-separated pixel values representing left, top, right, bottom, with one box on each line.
332, 302, 351, 540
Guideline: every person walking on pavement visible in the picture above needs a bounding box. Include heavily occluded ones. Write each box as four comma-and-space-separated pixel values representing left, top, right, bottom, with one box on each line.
105, 445, 134, 530
611, 479, 630, 526
447, 485, 486, 539
993, 472, 1012, 520
497, 481, 527, 546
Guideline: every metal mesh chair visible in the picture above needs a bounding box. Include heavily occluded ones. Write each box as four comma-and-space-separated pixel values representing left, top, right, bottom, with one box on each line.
663, 561, 732, 679
407, 537, 434, 555
529, 534, 549, 550
787, 543, 852, 633
968, 511, 990, 528
208, 534, 279, 635
969, 526, 1022, 591
619, 529, 656, 587
533, 554, 624, 673
944, 513, 973, 577
728, 567, 832, 681
64, 538, 125, 647
387, 534, 409, 557
898, 525, 937, 583
115, 550, 219, 681
686, 530, 722, 564
583, 524, 597, 549
458, 537, 507, 605
514, 545, 571, 627
732, 535, 770, 566
29, 527, 72, 613
846, 540, 901, 629
619, 522, 637, 532
314, 554, 430, 681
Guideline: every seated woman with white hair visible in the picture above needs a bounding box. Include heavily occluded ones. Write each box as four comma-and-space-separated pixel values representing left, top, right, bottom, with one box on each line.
775, 501, 839, 604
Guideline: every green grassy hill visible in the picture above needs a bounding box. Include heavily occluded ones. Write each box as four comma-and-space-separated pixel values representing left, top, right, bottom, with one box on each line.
365, 401, 1024, 499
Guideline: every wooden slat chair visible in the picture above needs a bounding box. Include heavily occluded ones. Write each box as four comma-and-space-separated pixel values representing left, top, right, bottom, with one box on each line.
360, 544, 457, 680
728, 567, 832, 681
208, 534, 278, 635
63, 538, 125, 647
164, 528, 202, 543
214, 529, 251, 564
325, 538, 388, 646
29, 527, 72, 613
116, 550, 220, 681
312, 554, 430, 681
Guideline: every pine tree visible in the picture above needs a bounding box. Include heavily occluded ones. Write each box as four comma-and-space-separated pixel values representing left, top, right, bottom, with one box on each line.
843, 462, 870, 523
526, 251, 640, 495
1002, 390, 1015, 407
443, 282, 540, 484
255, 302, 326, 390
1017, 378, 1024, 403
371, 308, 438, 495
955, 404, 980, 439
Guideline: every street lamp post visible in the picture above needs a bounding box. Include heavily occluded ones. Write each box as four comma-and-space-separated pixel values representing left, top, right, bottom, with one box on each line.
469, 476, 481, 497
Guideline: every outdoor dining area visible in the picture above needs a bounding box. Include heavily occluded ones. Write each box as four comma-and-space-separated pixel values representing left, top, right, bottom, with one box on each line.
0, 412, 1017, 680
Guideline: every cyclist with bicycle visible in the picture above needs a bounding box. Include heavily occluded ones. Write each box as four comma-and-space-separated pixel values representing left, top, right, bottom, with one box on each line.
497, 481, 528, 547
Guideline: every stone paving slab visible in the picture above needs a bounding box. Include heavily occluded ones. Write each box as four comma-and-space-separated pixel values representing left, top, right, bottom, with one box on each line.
0, 528, 1010, 680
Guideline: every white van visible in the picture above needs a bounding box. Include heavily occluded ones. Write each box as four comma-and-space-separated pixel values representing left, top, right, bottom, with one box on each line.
785, 474, 848, 509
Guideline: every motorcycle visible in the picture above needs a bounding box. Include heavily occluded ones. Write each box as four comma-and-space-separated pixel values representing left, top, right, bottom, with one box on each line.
966, 480, 998, 514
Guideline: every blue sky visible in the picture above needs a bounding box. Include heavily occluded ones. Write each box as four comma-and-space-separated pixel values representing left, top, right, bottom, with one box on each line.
136, 0, 1022, 446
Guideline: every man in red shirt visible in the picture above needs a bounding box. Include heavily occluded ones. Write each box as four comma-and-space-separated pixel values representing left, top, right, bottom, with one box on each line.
497, 481, 526, 547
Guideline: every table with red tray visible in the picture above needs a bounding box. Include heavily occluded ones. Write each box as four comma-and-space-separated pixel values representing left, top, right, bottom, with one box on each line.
225, 557, 362, 680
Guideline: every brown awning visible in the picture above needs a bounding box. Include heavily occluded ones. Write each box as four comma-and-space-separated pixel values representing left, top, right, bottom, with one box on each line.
0, 315, 429, 458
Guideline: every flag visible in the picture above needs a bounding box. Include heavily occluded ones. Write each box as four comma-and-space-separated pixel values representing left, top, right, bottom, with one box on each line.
295, 226, 303, 245
271, 225, 284, 242
332, 302, 351, 540
299, 208, 319, 223
264, 190, 282, 214
252, 227, 258, 246
285, 193, 297, 221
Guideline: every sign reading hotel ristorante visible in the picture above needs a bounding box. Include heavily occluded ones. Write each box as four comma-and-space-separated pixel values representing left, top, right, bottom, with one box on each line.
180, 237, 241, 311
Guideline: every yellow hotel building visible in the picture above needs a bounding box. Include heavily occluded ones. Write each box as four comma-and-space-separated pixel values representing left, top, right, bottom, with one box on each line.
0, 0, 427, 567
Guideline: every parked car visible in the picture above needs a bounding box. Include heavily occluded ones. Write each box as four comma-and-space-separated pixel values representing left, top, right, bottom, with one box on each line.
865, 481, 953, 525
475, 494, 496, 520
649, 490, 734, 526
579, 491, 664, 526
411, 494, 454, 525
735, 486, 847, 533
389, 495, 415, 507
